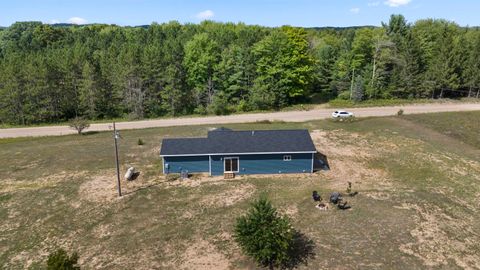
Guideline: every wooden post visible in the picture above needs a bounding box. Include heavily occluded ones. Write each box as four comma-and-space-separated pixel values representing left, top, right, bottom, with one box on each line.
113, 122, 122, 197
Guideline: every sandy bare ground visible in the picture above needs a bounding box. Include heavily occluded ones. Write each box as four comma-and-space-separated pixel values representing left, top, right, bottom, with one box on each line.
1, 103, 479, 138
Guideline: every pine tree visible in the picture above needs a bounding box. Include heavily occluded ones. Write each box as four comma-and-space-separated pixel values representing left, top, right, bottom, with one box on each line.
79, 62, 97, 119
234, 196, 294, 269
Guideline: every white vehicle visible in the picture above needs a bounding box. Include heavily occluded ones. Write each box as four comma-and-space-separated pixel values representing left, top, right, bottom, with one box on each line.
331, 110, 354, 118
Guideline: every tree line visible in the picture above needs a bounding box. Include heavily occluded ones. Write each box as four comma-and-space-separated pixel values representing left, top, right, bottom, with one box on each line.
0, 15, 479, 125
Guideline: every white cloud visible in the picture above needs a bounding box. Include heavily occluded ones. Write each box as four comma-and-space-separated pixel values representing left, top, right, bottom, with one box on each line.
368, 2, 380, 6
195, 10, 214, 20
384, 0, 412, 7
350, 7, 360, 14
49, 19, 60, 24
67, 17, 87, 25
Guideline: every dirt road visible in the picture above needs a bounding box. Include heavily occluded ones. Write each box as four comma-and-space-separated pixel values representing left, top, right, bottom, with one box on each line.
1, 103, 479, 138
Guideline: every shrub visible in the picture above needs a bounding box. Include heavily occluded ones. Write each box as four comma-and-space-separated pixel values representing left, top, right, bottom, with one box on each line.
236, 99, 250, 112
193, 105, 207, 115
68, 117, 90, 135
234, 196, 294, 269
166, 173, 180, 181
397, 109, 404, 116
255, 119, 272, 124
337, 91, 351, 100
46, 248, 80, 270
137, 138, 144, 145
207, 92, 230, 115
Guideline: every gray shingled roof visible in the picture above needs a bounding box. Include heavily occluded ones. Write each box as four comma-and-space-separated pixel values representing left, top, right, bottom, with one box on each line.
160, 129, 316, 156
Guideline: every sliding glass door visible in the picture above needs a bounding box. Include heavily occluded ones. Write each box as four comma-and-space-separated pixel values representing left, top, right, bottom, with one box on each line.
224, 157, 239, 172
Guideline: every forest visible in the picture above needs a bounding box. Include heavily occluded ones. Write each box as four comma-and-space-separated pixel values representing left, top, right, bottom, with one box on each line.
0, 15, 479, 125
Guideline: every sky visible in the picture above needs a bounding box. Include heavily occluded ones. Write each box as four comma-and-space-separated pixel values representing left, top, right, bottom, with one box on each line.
1, 0, 479, 28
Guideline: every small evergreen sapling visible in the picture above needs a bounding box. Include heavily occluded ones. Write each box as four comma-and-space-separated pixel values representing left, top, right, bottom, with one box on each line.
234, 196, 294, 269
46, 248, 80, 270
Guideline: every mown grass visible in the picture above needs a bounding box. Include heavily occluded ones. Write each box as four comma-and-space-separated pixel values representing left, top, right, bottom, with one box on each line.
402, 111, 480, 148
0, 111, 479, 269
327, 97, 479, 108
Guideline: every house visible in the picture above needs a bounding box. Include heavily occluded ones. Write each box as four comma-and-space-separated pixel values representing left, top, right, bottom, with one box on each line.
159, 128, 317, 176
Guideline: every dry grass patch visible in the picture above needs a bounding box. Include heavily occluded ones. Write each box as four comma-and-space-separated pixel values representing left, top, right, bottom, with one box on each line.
0, 171, 86, 193
397, 203, 480, 269
198, 183, 255, 208
177, 238, 231, 270
311, 129, 393, 191
78, 172, 118, 203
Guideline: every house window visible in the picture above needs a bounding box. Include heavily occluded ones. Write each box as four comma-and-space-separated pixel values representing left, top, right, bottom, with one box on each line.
283, 155, 292, 161
224, 157, 239, 172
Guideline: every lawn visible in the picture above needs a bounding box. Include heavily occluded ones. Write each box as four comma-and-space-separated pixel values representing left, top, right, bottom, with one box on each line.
0, 112, 479, 269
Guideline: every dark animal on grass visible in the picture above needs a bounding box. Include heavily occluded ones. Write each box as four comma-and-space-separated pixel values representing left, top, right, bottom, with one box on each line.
337, 201, 351, 210
348, 191, 359, 197
330, 192, 342, 204
312, 191, 321, 202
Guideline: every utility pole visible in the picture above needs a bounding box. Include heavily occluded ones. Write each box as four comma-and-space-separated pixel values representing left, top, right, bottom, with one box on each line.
113, 122, 122, 197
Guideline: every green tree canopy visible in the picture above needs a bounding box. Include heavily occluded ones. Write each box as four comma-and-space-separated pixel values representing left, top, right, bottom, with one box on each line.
234, 196, 294, 269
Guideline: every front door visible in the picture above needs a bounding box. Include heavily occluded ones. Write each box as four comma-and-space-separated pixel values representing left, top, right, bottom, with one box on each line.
224, 157, 239, 173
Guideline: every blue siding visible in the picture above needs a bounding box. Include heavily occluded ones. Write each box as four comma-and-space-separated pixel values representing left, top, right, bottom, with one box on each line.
164, 156, 209, 174
211, 153, 312, 176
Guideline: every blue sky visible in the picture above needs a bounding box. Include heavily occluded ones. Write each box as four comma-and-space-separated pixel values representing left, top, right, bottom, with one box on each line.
1, 0, 479, 27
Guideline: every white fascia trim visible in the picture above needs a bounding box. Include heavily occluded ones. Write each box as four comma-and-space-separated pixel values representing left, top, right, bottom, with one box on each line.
161, 151, 316, 157
162, 156, 165, 174
209, 155, 212, 176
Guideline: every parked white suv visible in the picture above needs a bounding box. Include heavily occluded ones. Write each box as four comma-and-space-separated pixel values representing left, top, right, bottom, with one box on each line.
332, 110, 354, 118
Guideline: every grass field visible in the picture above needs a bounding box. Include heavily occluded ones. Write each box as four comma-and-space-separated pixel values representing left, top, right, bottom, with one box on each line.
327, 97, 480, 108
1, 112, 479, 269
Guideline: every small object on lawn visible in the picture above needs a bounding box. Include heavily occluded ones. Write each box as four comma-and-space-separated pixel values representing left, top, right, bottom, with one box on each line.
312, 191, 321, 202
180, 170, 189, 180
330, 192, 342, 204
348, 191, 359, 197
337, 201, 351, 210
124, 167, 135, 180
346, 182, 352, 194
315, 203, 329, 210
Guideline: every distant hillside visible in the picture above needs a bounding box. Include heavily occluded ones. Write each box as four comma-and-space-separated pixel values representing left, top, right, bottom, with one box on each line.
49, 23, 150, 29
306, 25, 377, 31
